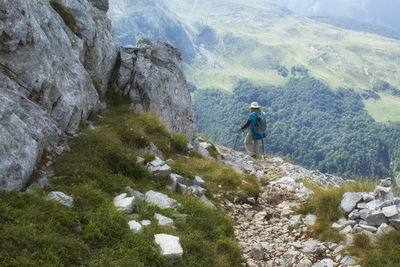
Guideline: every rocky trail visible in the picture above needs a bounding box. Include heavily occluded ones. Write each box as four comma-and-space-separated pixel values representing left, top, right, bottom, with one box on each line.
214, 145, 360, 267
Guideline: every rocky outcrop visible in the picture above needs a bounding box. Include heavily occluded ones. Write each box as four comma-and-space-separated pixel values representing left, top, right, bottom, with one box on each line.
0, 0, 117, 190
334, 178, 400, 243
109, 39, 197, 145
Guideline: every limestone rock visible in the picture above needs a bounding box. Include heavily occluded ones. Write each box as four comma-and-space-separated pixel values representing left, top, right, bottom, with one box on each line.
128, 220, 142, 232
155, 213, 174, 227
289, 215, 302, 226
389, 214, 400, 229
376, 223, 394, 236
366, 210, 387, 226
339, 225, 353, 234
154, 234, 183, 259
313, 258, 334, 267
251, 244, 264, 260
348, 210, 360, 220
382, 205, 399, 218
380, 178, 392, 187
359, 224, 377, 232
141, 220, 151, 227
167, 173, 185, 192
188, 185, 206, 197
362, 192, 374, 202
199, 142, 212, 150
302, 239, 320, 253
303, 214, 317, 226
113, 193, 135, 213
340, 192, 363, 214
194, 176, 205, 187
0, 0, 116, 190
145, 190, 177, 209
147, 157, 171, 177
109, 40, 197, 145
340, 256, 356, 265
198, 145, 211, 159
47, 191, 73, 208
374, 186, 394, 202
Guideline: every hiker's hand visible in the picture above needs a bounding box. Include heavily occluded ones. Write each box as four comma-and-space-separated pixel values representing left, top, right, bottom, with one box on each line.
238, 126, 243, 131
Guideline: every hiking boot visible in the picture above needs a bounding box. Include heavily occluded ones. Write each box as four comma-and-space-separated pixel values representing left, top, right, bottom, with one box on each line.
251, 154, 258, 159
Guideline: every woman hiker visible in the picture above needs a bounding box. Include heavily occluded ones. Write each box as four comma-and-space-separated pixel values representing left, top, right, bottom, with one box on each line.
238, 102, 266, 159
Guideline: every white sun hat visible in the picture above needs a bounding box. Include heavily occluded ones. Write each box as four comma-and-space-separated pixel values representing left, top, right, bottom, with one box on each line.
249, 102, 260, 109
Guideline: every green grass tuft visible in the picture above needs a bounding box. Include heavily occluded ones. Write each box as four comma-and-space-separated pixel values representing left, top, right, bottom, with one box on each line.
50, 1, 77, 34
170, 133, 188, 154
206, 143, 220, 159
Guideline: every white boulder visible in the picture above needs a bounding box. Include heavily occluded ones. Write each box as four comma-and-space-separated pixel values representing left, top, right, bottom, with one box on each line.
47, 191, 73, 208
128, 220, 142, 232
155, 213, 174, 227
145, 190, 177, 209
303, 214, 317, 226
113, 193, 135, 213
147, 157, 172, 176
382, 205, 399, 218
194, 176, 205, 187
154, 234, 183, 259
340, 192, 363, 214
366, 210, 387, 226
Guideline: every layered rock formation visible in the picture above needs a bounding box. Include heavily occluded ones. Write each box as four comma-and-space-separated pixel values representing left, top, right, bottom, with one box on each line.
0, 0, 117, 190
109, 39, 197, 144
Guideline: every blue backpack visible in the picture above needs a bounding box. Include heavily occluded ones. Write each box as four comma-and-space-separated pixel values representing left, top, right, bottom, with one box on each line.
253, 112, 267, 135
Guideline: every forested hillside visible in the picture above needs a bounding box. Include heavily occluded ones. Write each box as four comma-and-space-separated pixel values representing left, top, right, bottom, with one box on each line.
193, 77, 400, 179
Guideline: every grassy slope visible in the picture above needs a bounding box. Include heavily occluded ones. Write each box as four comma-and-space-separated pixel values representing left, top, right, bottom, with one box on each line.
0, 99, 259, 266
165, 0, 400, 121
364, 93, 400, 122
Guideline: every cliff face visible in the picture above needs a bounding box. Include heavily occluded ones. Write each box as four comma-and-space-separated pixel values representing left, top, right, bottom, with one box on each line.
0, 0, 197, 190
0, 0, 117, 190
109, 39, 197, 145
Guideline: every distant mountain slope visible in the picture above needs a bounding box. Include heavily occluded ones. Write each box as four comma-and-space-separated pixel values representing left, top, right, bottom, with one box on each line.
108, 0, 196, 62
311, 16, 400, 40
109, 0, 400, 122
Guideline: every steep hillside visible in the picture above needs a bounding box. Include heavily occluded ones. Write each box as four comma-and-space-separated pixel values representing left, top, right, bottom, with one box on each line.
109, 0, 400, 122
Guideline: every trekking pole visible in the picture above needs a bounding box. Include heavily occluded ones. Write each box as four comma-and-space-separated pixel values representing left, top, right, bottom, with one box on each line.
233, 130, 241, 150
